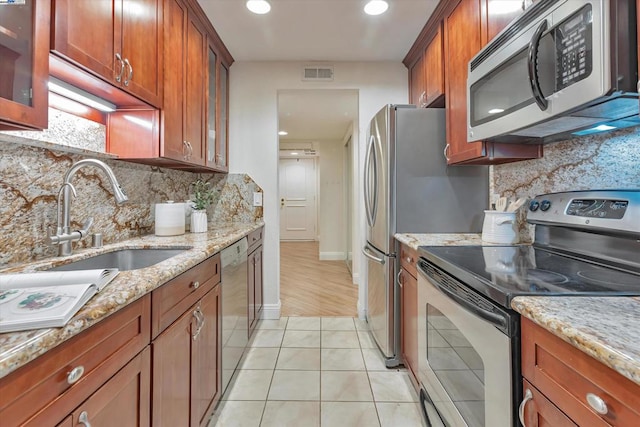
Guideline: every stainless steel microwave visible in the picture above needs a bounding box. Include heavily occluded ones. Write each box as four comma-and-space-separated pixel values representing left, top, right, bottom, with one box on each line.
467, 0, 638, 144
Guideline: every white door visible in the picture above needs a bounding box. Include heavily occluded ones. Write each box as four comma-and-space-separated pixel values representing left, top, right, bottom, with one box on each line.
279, 157, 317, 240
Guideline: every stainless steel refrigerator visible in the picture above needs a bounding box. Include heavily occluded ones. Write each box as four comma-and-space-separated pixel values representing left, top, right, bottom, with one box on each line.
363, 105, 488, 366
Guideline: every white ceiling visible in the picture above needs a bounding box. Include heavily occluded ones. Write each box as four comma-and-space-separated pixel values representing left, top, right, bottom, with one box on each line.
278, 89, 359, 142
197, 0, 438, 61
197, 0, 437, 142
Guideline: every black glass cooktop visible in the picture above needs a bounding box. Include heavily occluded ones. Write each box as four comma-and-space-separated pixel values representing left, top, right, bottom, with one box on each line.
418, 245, 640, 308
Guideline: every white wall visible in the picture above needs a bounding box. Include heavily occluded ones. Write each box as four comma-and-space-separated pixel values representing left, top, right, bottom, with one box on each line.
318, 140, 345, 260
228, 61, 408, 319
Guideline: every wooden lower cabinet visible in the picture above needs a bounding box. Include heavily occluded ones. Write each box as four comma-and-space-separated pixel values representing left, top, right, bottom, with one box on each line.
248, 245, 263, 336
400, 267, 418, 382
191, 284, 222, 426
70, 347, 151, 427
521, 318, 640, 426
152, 284, 221, 427
248, 227, 264, 337
398, 243, 419, 384
0, 296, 150, 426
521, 380, 577, 427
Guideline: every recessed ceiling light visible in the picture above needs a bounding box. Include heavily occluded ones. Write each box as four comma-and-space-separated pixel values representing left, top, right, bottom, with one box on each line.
278, 131, 288, 136
246, 0, 271, 14
364, 0, 389, 16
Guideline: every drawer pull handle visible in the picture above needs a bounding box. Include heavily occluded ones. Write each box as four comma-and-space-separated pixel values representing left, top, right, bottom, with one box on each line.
406, 256, 413, 263
78, 411, 91, 427
192, 281, 200, 289
586, 393, 608, 415
67, 365, 85, 385
518, 388, 533, 426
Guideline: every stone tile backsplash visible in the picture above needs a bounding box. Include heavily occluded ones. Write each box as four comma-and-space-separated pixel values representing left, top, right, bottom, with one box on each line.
0, 137, 262, 267
492, 127, 640, 242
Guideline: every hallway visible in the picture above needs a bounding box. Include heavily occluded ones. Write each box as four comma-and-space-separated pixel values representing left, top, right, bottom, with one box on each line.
280, 241, 358, 317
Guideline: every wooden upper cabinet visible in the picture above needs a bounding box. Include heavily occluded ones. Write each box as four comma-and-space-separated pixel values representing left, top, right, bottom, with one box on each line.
162, 0, 206, 166
52, 0, 162, 107
405, 0, 542, 165
485, 0, 526, 42
120, 0, 163, 106
161, 0, 188, 162
0, 0, 49, 130
184, 9, 207, 166
423, 23, 444, 107
106, 0, 232, 172
408, 53, 425, 106
444, 0, 485, 164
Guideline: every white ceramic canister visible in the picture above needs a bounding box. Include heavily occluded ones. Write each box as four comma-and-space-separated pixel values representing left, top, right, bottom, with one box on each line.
481, 210, 518, 244
155, 201, 186, 236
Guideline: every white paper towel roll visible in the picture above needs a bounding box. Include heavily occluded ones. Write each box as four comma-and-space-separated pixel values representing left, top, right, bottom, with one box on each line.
155, 201, 185, 236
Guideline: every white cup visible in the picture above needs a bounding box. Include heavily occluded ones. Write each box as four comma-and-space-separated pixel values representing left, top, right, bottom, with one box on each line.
482, 210, 517, 244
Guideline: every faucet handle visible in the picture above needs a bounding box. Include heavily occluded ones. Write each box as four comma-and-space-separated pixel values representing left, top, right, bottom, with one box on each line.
78, 217, 94, 238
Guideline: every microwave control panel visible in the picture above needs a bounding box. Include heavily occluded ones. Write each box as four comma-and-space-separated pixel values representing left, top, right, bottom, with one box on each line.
555, 5, 592, 90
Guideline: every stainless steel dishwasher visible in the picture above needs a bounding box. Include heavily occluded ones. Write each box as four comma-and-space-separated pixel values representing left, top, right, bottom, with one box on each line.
221, 237, 248, 394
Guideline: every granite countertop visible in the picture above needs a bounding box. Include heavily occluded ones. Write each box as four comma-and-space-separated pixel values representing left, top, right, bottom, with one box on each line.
0, 221, 264, 379
395, 233, 484, 250
512, 296, 640, 387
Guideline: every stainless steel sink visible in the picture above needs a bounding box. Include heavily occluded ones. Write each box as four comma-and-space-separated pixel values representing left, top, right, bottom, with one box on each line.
48, 248, 189, 272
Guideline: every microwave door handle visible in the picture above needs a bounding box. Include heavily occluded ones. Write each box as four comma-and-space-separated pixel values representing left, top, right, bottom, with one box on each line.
527, 19, 549, 111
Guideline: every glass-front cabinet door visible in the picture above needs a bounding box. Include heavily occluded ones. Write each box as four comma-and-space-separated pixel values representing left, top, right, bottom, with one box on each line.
0, 0, 48, 129
206, 44, 217, 167
218, 63, 228, 170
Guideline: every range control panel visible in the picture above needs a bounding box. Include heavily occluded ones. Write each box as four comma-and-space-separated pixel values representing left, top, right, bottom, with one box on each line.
527, 190, 640, 235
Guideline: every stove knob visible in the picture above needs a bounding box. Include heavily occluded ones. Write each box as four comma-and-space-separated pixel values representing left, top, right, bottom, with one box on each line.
540, 200, 552, 211
529, 200, 540, 211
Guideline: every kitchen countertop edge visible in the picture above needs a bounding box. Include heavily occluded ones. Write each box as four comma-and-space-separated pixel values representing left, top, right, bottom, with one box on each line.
395, 233, 484, 250
512, 296, 640, 386
0, 221, 264, 379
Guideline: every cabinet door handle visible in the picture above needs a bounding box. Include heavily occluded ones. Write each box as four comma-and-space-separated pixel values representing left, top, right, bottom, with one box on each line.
443, 144, 450, 162
67, 365, 85, 384
192, 308, 205, 340
78, 411, 91, 427
187, 141, 194, 159
183, 141, 189, 160
123, 58, 133, 86
191, 281, 200, 290
586, 393, 608, 415
419, 91, 427, 108
518, 388, 533, 426
397, 270, 404, 286
115, 53, 125, 83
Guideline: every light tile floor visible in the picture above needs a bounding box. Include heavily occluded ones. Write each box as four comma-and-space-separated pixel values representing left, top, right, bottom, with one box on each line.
209, 317, 427, 427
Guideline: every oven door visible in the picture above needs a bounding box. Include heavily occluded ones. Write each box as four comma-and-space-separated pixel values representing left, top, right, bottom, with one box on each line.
417, 260, 515, 427
467, 0, 609, 142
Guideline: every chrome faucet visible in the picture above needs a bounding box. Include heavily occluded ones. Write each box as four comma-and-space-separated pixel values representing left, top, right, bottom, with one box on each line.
48, 159, 128, 256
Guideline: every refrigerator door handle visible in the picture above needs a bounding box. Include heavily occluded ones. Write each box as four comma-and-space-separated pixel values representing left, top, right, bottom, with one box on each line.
362, 245, 385, 264
370, 134, 379, 225
364, 135, 376, 227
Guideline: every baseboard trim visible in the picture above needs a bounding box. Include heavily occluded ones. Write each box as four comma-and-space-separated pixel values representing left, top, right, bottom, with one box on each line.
357, 299, 366, 320
319, 252, 346, 261
261, 302, 281, 320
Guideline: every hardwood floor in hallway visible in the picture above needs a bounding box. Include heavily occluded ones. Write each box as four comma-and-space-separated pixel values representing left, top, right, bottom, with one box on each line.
280, 241, 358, 317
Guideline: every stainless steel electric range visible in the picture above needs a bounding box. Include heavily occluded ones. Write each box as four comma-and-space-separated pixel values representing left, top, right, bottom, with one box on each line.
416, 190, 640, 427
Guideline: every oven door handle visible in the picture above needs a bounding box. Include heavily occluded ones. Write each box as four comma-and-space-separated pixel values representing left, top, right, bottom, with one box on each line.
527, 19, 549, 111
424, 271, 508, 330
